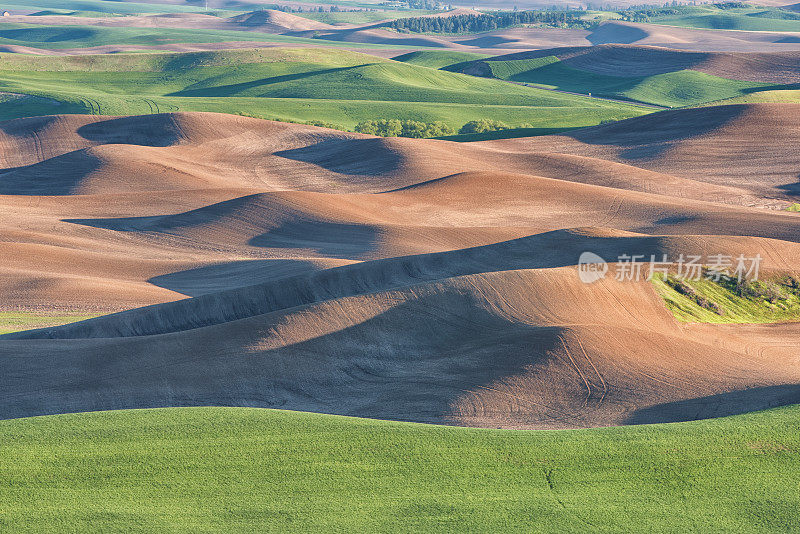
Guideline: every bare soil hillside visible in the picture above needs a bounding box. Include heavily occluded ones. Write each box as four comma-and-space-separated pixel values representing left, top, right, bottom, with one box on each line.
1, 109, 799, 428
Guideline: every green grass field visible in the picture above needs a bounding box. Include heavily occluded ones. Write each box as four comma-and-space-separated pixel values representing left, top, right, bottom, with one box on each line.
0, 48, 651, 130
449, 56, 792, 108
0, 22, 415, 50
648, 5, 800, 32
0, 405, 798, 532
0, 311, 98, 335
653, 274, 800, 324
392, 50, 492, 69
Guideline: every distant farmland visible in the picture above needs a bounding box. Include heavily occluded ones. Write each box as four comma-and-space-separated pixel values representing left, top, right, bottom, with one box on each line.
0, 48, 651, 129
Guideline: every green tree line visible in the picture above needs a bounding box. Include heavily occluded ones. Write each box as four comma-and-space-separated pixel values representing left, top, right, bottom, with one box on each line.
354, 119, 512, 138
384, 10, 593, 33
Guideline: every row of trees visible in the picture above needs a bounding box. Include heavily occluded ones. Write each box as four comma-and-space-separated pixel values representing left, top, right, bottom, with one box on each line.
263, 4, 380, 13
404, 0, 449, 9
354, 119, 454, 138
385, 11, 593, 34
618, 2, 749, 21
354, 119, 514, 138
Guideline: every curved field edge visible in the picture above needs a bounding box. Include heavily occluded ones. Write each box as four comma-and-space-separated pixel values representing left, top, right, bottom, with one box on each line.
707, 89, 800, 106
1, 406, 798, 532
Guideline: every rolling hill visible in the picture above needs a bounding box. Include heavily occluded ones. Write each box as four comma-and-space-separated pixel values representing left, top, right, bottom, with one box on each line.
5, 11, 800, 55
647, 3, 800, 32
391, 50, 491, 69
0, 47, 651, 128
1, 106, 799, 430
3, 0, 800, 529
448, 44, 800, 107
227, 10, 334, 33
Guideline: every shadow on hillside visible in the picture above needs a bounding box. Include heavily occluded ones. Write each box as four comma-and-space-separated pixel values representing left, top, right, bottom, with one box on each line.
777, 176, 800, 197
77, 114, 186, 146
739, 82, 800, 95
587, 22, 649, 45
0, 286, 569, 425
564, 104, 750, 161
275, 137, 403, 176
65, 194, 273, 232
210, 298, 566, 425
4, 229, 684, 340
0, 149, 102, 195
453, 35, 524, 48
167, 65, 365, 97
0, 27, 96, 42
626, 384, 800, 425
0, 114, 60, 136
248, 221, 381, 258
148, 259, 324, 297
66, 193, 384, 259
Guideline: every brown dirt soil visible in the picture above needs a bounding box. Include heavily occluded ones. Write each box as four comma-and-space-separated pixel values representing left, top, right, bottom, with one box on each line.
1, 107, 799, 428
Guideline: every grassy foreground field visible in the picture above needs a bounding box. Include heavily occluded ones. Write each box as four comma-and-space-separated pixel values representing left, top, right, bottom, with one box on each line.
1, 406, 798, 532
0, 48, 650, 129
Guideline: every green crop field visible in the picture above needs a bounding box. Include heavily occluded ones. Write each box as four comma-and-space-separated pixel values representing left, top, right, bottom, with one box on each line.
0, 22, 416, 50
647, 5, 800, 32
392, 50, 492, 69
0, 48, 651, 130
0, 405, 798, 532
0, 311, 98, 335
448, 56, 793, 108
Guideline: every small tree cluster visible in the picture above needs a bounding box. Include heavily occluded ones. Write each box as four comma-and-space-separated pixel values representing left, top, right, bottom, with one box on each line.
354, 119, 454, 138
458, 119, 509, 134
